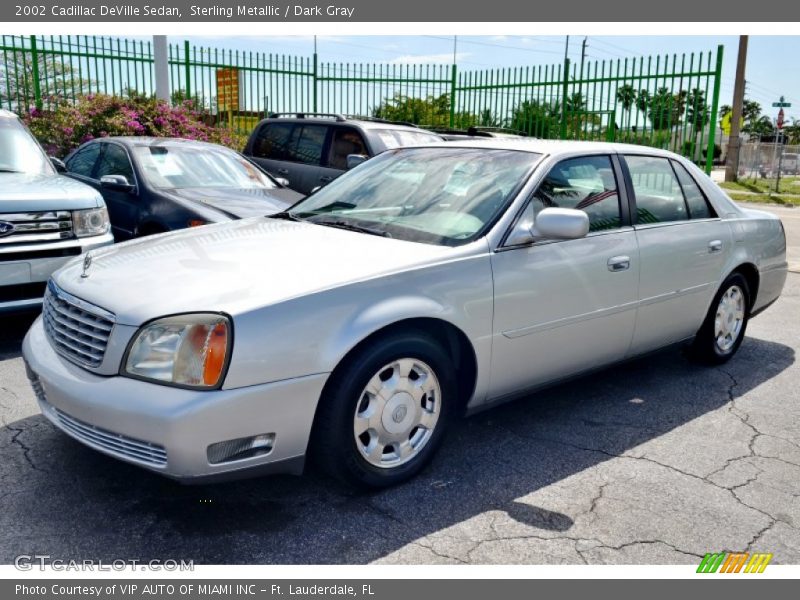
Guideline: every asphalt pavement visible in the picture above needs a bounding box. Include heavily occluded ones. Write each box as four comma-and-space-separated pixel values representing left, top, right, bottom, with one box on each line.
1, 204, 799, 565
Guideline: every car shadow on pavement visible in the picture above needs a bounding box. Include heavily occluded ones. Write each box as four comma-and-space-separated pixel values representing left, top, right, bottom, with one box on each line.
0, 335, 794, 564
0, 312, 37, 361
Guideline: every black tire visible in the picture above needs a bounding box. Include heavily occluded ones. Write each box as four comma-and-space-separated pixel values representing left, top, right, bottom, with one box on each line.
309, 330, 456, 489
690, 272, 750, 365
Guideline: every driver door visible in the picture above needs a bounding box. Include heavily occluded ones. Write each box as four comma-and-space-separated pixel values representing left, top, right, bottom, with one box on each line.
488, 154, 640, 400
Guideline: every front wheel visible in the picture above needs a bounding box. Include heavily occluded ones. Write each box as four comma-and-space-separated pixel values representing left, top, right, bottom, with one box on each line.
310, 331, 456, 488
690, 273, 750, 364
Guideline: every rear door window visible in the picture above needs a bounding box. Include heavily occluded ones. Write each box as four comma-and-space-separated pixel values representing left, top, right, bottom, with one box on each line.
251, 123, 295, 160
288, 125, 328, 166
671, 160, 716, 219
65, 144, 102, 178
625, 155, 688, 224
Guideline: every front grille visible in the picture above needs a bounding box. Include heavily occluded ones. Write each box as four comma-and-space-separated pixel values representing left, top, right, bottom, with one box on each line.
42, 281, 115, 368
51, 405, 168, 467
0, 211, 73, 245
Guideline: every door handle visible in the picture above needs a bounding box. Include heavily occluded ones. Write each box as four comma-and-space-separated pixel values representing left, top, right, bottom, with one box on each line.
319, 175, 333, 182
708, 240, 723, 253
607, 255, 631, 272
277, 168, 290, 175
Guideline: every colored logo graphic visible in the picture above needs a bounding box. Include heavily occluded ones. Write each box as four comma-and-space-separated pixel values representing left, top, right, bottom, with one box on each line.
697, 552, 773, 573
0, 221, 15, 237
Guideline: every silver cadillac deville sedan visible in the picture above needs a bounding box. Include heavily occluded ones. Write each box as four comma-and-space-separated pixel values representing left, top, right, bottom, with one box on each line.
23, 140, 787, 488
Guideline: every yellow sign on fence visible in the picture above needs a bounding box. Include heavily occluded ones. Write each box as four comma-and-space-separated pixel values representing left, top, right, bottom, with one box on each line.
216, 68, 240, 113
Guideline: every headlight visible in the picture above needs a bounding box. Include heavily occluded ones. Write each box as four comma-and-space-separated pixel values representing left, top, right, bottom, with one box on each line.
123, 314, 231, 389
73, 207, 110, 237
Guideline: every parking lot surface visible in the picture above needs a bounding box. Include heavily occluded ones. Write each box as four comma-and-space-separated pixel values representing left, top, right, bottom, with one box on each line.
1, 206, 799, 565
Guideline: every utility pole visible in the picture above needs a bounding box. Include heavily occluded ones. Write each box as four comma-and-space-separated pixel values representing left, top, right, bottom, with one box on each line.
153, 35, 170, 103
580, 37, 588, 79
725, 35, 748, 182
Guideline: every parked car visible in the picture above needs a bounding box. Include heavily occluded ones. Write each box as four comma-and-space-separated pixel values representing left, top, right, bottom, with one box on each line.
23, 140, 787, 489
0, 109, 113, 312
243, 113, 443, 194
64, 137, 303, 240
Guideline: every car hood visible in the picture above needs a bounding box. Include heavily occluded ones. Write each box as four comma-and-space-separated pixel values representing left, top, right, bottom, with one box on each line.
0, 173, 103, 212
164, 186, 302, 219
53, 217, 455, 325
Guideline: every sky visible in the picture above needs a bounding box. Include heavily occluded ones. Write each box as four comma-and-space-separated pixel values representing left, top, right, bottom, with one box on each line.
177, 35, 799, 123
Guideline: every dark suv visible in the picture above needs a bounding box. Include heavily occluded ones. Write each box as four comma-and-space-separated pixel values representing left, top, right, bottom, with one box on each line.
243, 114, 443, 194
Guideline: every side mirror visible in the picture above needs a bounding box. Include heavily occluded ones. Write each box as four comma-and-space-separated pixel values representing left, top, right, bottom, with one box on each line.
275, 177, 290, 188
50, 156, 66, 173
346, 154, 368, 170
532, 208, 590, 240
100, 174, 135, 193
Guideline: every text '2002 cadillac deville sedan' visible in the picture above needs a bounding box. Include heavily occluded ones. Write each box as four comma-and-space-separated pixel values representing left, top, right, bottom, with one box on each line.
23, 140, 787, 488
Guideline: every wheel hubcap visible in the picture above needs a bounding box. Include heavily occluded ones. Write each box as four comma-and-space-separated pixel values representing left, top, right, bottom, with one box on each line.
714, 285, 745, 353
353, 358, 441, 469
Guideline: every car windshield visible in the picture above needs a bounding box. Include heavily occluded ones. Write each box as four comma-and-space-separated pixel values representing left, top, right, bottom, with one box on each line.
0, 118, 54, 175
286, 147, 541, 246
133, 145, 278, 190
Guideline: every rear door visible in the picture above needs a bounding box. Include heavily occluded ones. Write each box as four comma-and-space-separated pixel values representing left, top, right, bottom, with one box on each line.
247, 122, 300, 188
622, 154, 731, 355
246, 122, 330, 194
285, 124, 330, 194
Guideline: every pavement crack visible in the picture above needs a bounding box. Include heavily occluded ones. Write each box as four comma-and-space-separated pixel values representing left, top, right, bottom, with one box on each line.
6, 424, 46, 473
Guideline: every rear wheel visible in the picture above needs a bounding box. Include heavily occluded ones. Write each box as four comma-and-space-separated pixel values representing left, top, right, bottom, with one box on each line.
310, 331, 456, 488
690, 273, 750, 364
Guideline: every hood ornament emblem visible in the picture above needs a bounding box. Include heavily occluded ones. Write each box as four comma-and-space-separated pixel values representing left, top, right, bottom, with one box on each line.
81, 252, 93, 279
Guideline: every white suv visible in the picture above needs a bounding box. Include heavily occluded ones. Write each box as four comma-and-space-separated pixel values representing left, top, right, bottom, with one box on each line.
0, 110, 113, 312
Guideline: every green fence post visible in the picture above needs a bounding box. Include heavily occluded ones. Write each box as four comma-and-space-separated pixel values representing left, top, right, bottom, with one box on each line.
560, 57, 570, 139
704, 44, 724, 175
183, 40, 191, 100
29, 35, 42, 110
313, 51, 318, 112
449, 63, 457, 128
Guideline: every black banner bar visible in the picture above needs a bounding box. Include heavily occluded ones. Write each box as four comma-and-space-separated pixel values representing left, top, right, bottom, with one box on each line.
3, 0, 800, 22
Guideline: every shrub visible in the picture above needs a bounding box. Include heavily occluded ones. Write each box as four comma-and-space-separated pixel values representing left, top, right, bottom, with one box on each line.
23, 93, 249, 157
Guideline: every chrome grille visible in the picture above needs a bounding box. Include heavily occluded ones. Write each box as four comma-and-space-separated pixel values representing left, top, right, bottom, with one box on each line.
0, 211, 73, 245
42, 281, 115, 368
51, 405, 167, 467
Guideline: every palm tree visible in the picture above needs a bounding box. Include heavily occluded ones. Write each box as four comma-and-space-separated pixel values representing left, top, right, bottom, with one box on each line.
616, 84, 637, 138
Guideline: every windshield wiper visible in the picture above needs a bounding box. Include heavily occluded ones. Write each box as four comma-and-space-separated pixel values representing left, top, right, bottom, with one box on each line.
270, 210, 302, 221
0, 168, 23, 173
311, 217, 392, 238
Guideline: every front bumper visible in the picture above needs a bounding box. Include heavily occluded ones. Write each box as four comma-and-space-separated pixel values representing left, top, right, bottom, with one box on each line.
0, 233, 114, 312
22, 316, 328, 482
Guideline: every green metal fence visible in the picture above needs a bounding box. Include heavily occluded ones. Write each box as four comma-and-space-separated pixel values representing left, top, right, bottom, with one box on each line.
0, 35, 724, 172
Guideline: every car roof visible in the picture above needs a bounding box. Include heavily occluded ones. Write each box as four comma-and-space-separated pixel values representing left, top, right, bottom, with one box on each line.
257, 114, 440, 133
92, 136, 234, 150
416, 138, 686, 158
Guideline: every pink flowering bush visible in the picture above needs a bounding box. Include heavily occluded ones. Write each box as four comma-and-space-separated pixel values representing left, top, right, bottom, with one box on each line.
24, 93, 248, 157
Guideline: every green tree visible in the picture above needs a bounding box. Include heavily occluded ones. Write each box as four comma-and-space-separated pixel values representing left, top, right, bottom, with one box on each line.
616, 84, 637, 133
0, 51, 94, 112
508, 99, 561, 138
685, 88, 710, 133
